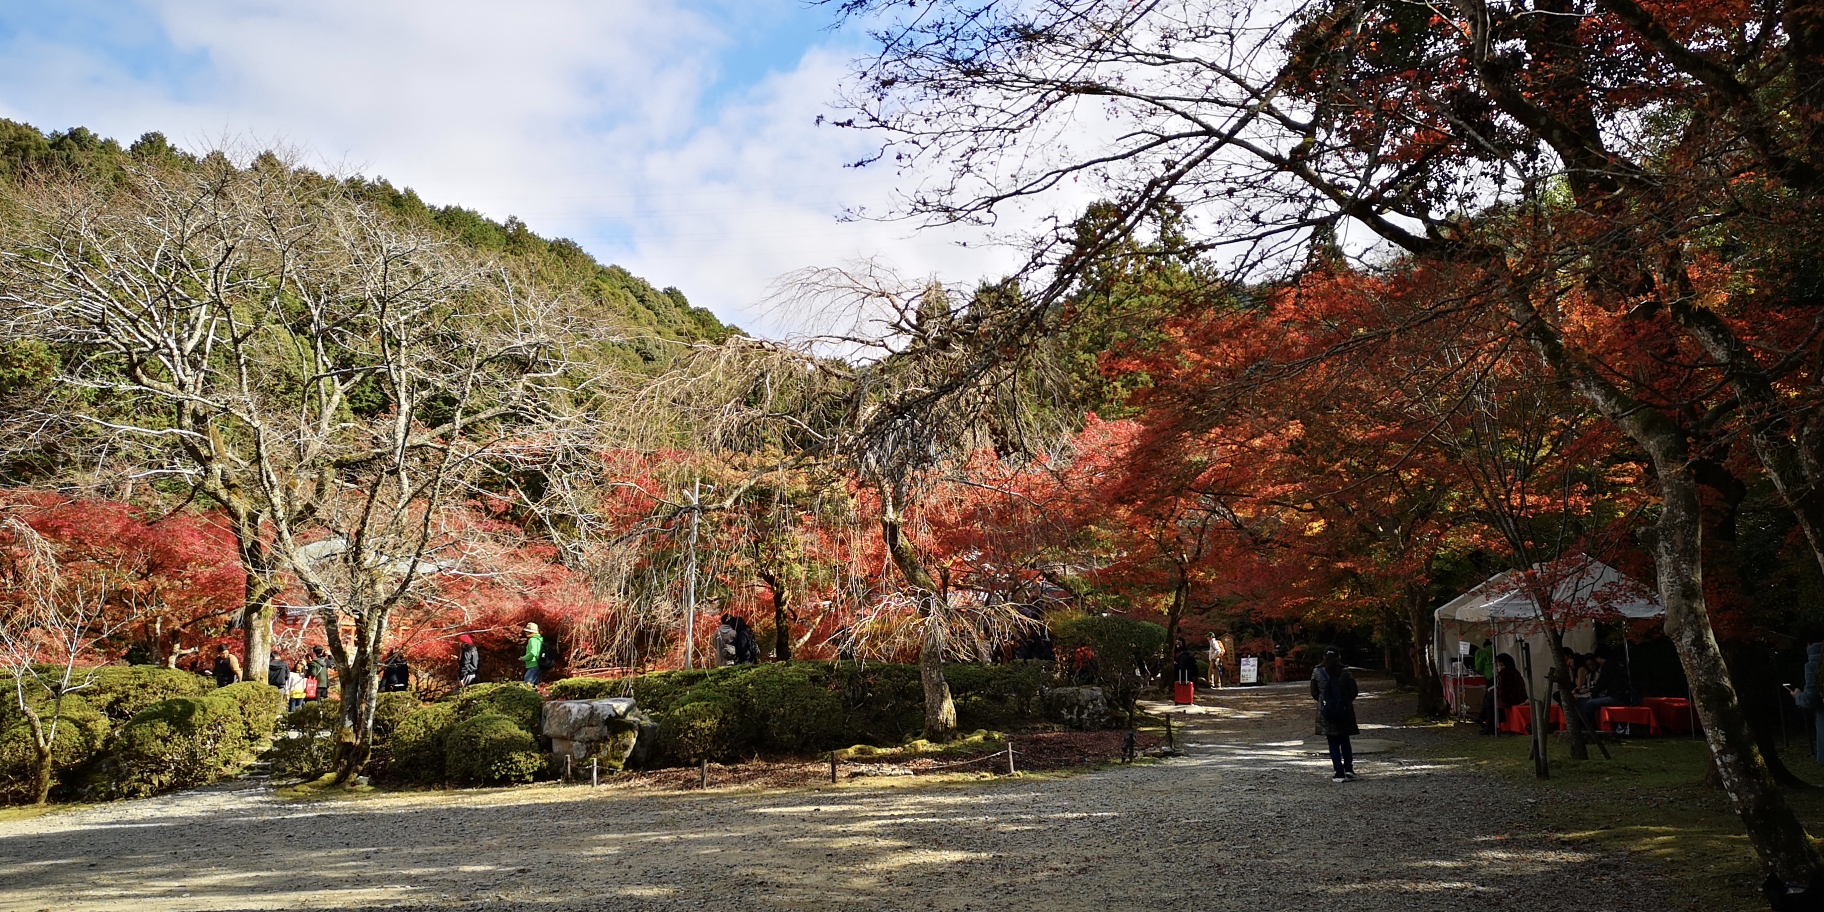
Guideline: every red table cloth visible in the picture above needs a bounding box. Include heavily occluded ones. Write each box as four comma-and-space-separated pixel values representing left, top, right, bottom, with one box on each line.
1597, 704, 1663, 736
1642, 697, 1697, 736
1500, 703, 1564, 735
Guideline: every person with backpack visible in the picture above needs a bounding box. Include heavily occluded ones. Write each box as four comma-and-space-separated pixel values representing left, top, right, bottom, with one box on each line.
380, 651, 411, 693
712, 616, 738, 667
1311, 647, 1359, 782
306, 646, 332, 702
212, 644, 242, 688
732, 616, 760, 665
457, 633, 480, 688
522, 622, 546, 684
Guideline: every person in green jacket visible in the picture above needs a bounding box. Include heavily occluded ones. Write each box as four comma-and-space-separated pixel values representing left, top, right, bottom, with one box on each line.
522, 622, 544, 685
1472, 639, 1494, 679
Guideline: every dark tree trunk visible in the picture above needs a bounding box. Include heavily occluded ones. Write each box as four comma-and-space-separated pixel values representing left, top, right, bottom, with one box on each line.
760, 570, 791, 662
1405, 585, 1448, 717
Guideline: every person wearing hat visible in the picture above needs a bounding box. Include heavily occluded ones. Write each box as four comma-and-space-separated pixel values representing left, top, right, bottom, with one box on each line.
457, 634, 480, 688
521, 623, 545, 685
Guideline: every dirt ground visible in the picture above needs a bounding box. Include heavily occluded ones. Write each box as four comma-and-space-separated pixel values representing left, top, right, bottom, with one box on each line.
0, 672, 1684, 912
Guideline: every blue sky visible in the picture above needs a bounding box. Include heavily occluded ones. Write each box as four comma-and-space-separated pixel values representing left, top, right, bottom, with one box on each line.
0, 1, 1019, 337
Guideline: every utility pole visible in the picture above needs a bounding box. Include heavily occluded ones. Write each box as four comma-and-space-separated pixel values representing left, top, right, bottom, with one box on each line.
683, 478, 700, 669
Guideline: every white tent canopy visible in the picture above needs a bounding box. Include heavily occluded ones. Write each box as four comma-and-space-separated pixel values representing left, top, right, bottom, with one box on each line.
1433, 556, 1664, 710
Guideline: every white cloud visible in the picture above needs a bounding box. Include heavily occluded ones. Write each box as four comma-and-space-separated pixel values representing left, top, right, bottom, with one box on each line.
0, 1, 1042, 338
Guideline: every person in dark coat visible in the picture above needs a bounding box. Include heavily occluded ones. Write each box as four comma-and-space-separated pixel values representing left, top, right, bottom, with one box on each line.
732, 616, 760, 665
306, 646, 332, 702
266, 650, 289, 688
457, 634, 480, 688
1787, 642, 1824, 765
379, 651, 411, 693
1173, 639, 1199, 685
1311, 648, 1360, 781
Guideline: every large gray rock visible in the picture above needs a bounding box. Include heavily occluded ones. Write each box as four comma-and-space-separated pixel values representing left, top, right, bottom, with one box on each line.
1044, 686, 1111, 729
544, 698, 649, 772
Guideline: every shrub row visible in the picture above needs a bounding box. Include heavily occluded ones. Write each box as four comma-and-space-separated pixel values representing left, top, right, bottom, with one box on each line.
0, 666, 258, 804
549, 659, 1063, 766
382, 683, 544, 786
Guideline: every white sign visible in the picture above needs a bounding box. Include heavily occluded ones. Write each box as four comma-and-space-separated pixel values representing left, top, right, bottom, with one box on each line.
1460, 640, 1473, 656
1239, 657, 1259, 684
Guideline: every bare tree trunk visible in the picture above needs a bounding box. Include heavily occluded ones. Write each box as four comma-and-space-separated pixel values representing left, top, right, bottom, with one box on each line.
881, 509, 957, 741
22, 706, 51, 805
330, 619, 384, 785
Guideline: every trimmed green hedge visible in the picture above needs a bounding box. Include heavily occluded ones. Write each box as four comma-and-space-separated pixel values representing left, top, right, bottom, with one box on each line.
83, 666, 212, 725
550, 660, 1053, 767
216, 681, 283, 740
86, 694, 258, 799
0, 695, 110, 803
383, 684, 543, 786
271, 699, 341, 779
443, 713, 542, 784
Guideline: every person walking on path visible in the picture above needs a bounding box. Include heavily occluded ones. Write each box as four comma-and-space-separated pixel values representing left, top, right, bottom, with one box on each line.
1207, 635, 1226, 688
1786, 642, 1824, 765
457, 634, 480, 688
306, 646, 332, 702
522, 623, 545, 685
266, 650, 290, 689
212, 645, 242, 688
1311, 648, 1359, 782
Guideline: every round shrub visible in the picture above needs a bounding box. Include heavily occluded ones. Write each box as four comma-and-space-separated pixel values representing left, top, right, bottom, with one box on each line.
443, 713, 542, 785
388, 702, 460, 783
270, 699, 340, 779
0, 696, 109, 804
88, 694, 253, 799
373, 691, 422, 739
84, 666, 211, 725
657, 693, 742, 764
1050, 613, 1167, 723
451, 683, 542, 735
215, 681, 283, 741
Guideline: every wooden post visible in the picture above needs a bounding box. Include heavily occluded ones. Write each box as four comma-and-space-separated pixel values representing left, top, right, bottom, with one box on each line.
830, 751, 838, 784
1005, 741, 1015, 776
591, 757, 599, 787
1166, 714, 1175, 751
700, 758, 708, 789
565, 755, 572, 782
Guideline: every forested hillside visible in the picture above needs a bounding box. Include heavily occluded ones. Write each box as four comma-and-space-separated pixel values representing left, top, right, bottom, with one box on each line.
0, 119, 737, 360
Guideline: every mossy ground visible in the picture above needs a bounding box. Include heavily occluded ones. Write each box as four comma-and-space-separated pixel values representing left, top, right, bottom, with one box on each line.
1420, 728, 1824, 912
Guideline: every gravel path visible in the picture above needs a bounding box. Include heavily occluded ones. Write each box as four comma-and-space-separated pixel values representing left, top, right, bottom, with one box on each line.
0, 672, 1678, 912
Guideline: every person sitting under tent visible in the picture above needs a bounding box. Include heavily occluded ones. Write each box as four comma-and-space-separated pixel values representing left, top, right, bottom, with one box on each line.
1576, 650, 1637, 725
1481, 653, 1529, 735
